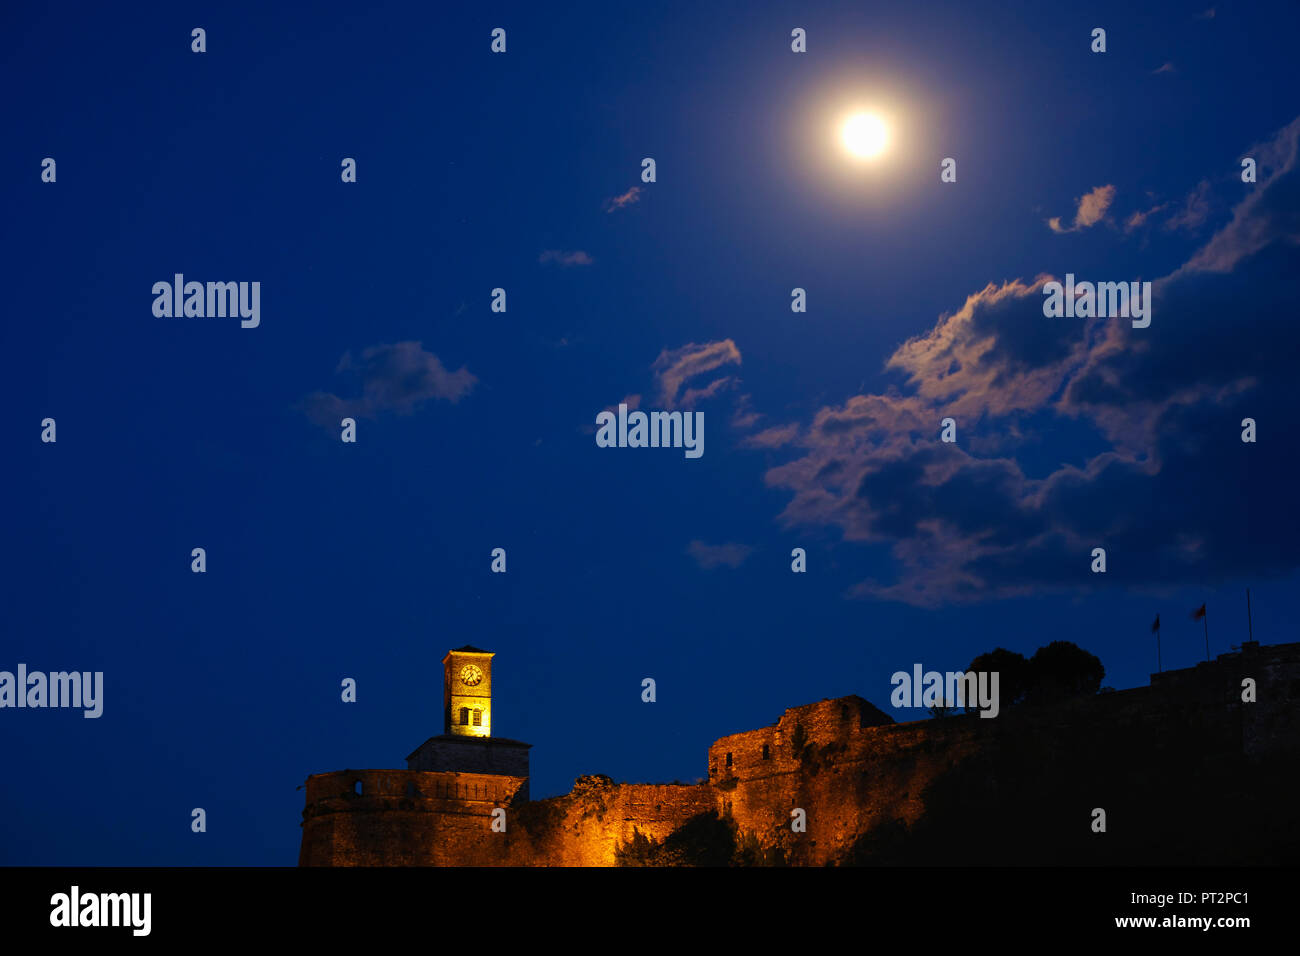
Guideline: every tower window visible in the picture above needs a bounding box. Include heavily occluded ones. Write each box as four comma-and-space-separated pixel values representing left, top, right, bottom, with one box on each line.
725, 752, 733, 767
472, 708, 482, 727
459, 707, 470, 725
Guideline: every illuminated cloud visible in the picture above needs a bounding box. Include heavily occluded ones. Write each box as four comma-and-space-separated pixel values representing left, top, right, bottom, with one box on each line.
604, 186, 642, 212
742, 424, 799, 449
1048, 184, 1116, 233
589, 342, 745, 435
730, 394, 763, 430
1176, 116, 1300, 275
651, 339, 742, 409
1124, 203, 1169, 232
757, 117, 1300, 606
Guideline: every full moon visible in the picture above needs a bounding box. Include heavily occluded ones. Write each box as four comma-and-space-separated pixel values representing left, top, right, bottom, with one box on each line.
841, 113, 889, 159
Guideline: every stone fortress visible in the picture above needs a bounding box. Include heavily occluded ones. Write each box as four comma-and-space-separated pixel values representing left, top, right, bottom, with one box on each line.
299, 640, 1300, 866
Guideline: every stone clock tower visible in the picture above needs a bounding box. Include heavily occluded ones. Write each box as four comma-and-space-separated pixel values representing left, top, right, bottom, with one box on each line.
444, 645, 493, 737
401, 645, 531, 782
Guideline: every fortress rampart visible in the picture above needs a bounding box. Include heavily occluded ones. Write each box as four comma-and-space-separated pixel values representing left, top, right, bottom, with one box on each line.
300, 640, 1300, 866
299, 769, 528, 866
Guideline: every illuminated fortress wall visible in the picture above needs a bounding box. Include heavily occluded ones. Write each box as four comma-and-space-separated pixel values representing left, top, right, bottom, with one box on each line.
298, 771, 711, 866
504, 777, 717, 866
298, 769, 528, 866
300, 641, 1300, 866
709, 699, 984, 865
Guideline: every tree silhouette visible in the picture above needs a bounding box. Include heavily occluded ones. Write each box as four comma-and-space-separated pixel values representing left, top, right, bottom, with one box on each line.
965, 647, 1030, 714
1025, 641, 1105, 703
964, 643, 1105, 712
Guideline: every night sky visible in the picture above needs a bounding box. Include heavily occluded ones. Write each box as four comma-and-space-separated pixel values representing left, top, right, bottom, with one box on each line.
4, 0, 1299, 865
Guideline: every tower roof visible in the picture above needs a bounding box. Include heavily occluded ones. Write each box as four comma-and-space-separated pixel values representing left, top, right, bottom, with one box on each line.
405, 733, 532, 762
450, 644, 492, 654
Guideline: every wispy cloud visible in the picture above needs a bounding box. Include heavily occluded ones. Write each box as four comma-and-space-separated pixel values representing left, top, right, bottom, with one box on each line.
1124, 202, 1169, 232
651, 339, 742, 409
730, 393, 763, 430
539, 249, 594, 266
686, 540, 754, 570
742, 423, 799, 449
1152, 61, 1177, 75
1163, 179, 1211, 232
604, 186, 642, 212
300, 342, 476, 427
589, 341, 746, 434
1047, 184, 1116, 233
1177, 116, 1300, 274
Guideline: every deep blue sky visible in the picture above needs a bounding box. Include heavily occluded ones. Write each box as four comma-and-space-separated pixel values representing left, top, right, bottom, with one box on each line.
4, 0, 1299, 864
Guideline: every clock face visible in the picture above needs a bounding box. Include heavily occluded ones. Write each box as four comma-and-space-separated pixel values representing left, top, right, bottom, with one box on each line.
459, 664, 484, 687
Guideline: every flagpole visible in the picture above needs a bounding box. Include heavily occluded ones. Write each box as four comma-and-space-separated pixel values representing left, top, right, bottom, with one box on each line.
1246, 588, 1254, 642
1203, 606, 1209, 661
1157, 623, 1162, 673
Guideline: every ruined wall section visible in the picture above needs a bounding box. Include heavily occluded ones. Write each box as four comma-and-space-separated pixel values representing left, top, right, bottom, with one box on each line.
504, 776, 716, 866
711, 711, 984, 865
708, 696, 895, 784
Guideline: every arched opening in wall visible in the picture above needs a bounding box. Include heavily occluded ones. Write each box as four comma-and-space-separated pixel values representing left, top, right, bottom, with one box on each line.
840, 703, 851, 720
460, 706, 470, 725
352, 779, 363, 796
472, 708, 482, 727
762, 744, 770, 759
725, 752, 733, 768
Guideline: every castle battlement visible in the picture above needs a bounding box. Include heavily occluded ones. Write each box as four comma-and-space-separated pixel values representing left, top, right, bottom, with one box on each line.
303, 769, 529, 808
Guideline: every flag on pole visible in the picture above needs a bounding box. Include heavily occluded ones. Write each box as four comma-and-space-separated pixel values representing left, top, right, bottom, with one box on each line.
1152, 614, 1160, 632
1192, 603, 1209, 660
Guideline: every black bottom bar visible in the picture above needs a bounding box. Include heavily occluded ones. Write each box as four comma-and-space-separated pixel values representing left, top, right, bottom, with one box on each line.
0, 866, 1281, 941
